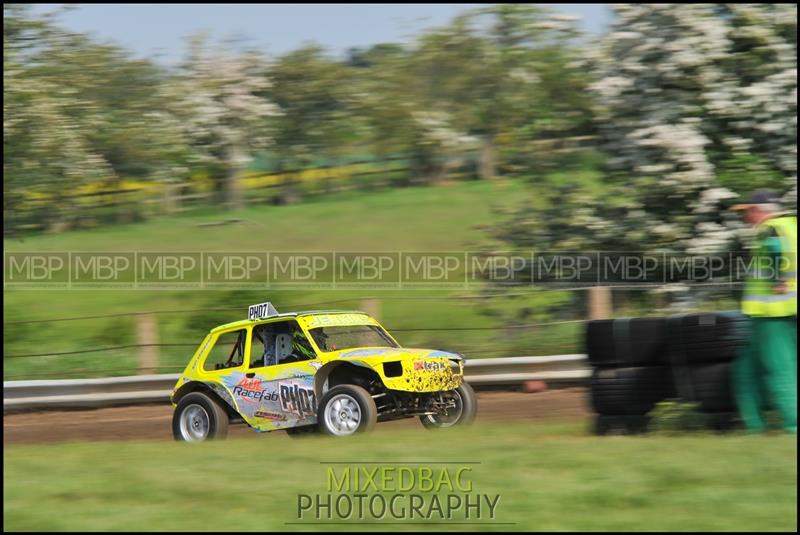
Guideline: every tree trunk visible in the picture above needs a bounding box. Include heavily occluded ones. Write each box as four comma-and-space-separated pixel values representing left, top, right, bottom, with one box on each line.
479, 134, 497, 180
48, 193, 71, 233
224, 167, 243, 211
224, 146, 245, 211
162, 182, 178, 215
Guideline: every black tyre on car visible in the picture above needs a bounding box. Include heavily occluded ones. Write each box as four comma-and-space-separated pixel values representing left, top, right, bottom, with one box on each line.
317, 384, 378, 436
172, 392, 229, 442
420, 382, 478, 430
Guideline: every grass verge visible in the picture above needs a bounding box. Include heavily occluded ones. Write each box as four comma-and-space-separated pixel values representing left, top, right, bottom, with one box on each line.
3, 421, 796, 531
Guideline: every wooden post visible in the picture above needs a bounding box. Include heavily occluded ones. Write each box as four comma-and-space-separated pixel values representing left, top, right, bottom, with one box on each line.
162, 182, 177, 215
588, 286, 612, 320
136, 313, 159, 375
360, 298, 381, 321
478, 134, 497, 180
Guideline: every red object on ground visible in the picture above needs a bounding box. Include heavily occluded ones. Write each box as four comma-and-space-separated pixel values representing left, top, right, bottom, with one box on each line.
522, 380, 548, 393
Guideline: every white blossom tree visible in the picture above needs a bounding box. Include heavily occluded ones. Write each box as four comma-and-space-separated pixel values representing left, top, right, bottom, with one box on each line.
588, 3, 797, 253
4, 5, 196, 230
169, 35, 281, 211
4, 7, 114, 230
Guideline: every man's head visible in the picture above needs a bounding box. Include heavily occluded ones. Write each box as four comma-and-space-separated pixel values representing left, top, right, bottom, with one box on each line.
732, 189, 782, 226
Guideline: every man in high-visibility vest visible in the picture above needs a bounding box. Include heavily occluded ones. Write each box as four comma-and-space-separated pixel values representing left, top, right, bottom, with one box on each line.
732, 189, 797, 433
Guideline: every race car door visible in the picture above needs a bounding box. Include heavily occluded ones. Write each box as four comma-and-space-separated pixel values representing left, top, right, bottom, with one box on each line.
236, 319, 321, 431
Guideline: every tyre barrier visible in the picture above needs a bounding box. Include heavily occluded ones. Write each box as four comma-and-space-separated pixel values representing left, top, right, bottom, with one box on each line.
668, 312, 750, 417
587, 311, 749, 435
590, 366, 676, 415
586, 317, 669, 368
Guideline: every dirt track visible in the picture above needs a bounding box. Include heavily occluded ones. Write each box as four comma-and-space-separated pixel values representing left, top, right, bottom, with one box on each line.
3, 388, 590, 445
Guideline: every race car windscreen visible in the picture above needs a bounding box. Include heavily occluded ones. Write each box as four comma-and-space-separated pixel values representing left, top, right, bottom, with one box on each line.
308, 325, 398, 352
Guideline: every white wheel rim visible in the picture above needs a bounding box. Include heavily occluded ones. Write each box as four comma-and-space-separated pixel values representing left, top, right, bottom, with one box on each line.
179, 404, 210, 441
424, 389, 464, 428
323, 394, 362, 436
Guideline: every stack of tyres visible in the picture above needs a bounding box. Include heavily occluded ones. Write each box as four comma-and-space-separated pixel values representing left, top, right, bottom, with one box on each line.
668, 311, 750, 430
587, 318, 675, 435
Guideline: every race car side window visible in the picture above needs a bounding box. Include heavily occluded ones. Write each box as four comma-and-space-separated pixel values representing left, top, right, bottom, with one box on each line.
250, 320, 316, 369
203, 329, 247, 371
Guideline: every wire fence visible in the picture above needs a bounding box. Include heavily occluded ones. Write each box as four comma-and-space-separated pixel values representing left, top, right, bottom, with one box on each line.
3, 319, 587, 360
2, 297, 367, 325
3, 284, 738, 374
4, 344, 199, 359
2, 365, 189, 381
3, 282, 739, 325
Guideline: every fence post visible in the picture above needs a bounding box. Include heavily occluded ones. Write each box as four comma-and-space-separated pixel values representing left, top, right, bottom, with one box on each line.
588, 286, 612, 320
136, 313, 159, 375
162, 183, 175, 215
360, 298, 381, 321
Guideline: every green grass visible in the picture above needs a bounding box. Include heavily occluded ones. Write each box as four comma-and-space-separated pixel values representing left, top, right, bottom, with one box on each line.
4, 178, 594, 379
4, 179, 527, 252
3, 422, 797, 531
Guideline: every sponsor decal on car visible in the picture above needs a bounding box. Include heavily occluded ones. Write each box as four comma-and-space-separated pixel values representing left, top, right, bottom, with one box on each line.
302, 313, 378, 329
232, 377, 278, 403
279, 380, 317, 419
254, 410, 287, 421
341, 348, 400, 358
413, 360, 448, 372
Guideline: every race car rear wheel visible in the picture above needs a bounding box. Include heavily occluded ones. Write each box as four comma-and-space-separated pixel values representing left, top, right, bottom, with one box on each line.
318, 385, 377, 437
173, 392, 229, 442
420, 382, 477, 429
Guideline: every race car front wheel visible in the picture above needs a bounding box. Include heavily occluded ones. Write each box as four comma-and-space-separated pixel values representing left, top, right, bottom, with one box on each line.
420, 382, 477, 429
318, 385, 377, 436
172, 392, 229, 442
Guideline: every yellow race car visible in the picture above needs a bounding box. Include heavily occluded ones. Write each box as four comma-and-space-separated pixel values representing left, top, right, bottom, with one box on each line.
170, 302, 477, 441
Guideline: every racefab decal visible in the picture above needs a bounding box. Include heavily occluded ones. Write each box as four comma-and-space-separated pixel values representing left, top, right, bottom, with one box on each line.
232, 377, 279, 404
216, 370, 317, 429
219, 372, 283, 421
279, 380, 317, 419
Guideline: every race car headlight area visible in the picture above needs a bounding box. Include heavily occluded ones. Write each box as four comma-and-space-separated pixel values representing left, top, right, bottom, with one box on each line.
383, 361, 403, 377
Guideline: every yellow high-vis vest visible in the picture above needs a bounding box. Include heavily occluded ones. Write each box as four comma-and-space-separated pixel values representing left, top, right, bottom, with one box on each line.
741, 214, 797, 317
